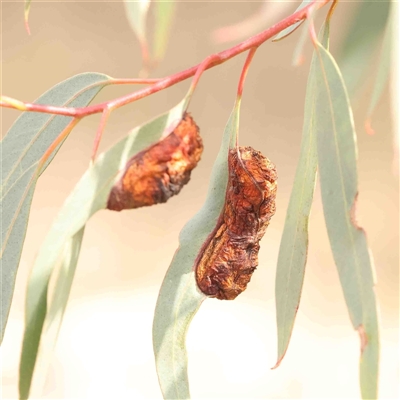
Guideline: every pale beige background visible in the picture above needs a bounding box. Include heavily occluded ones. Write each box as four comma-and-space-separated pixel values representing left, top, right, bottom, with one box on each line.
1, 1, 398, 399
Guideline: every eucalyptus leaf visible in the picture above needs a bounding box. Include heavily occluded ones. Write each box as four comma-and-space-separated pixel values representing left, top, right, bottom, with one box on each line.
46, 228, 85, 345
272, 0, 311, 42
313, 36, 380, 400
19, 99, 188, 400
153, 0, 176, 62
291, 13, 316, 66
274, 18, 328, 368
24, 0, 32, 26
153, 101, 241, 399
212, 0, 293, 45
29, 228, 85, 397
366, 6, 393, 127
337, 0, 390, 95
0, 72, 110, 343
124, 0, 150, 51
24, 0, 32, 14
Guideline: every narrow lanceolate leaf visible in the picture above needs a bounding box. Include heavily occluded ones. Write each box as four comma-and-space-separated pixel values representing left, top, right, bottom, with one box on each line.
274, 19, 329, 369
274, 36, 318, 369
338, 0, 390, 95
292, 16, 313, 66
0, 72, 109, 343
212, 0, 293, 44
124, 0, 150, 60
390, 1, 399, 174
272, 0, 312, 42
153, 102, 240, 400
313, 38, 380, 399
153, 0, 176, 62
366, 6, 393, 133
29, 228, 85, 396
24, 0, 32, 33
46, 228, 85, 345
124, 0, 150, 42
24, 0, 32, 14
19, 99, 189, 400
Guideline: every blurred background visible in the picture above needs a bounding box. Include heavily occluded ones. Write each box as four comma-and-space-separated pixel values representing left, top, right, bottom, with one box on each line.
1, 1, 398, 399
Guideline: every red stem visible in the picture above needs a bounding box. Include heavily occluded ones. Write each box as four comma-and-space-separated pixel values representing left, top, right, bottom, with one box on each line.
37, 118, 81, 173
1, 0, 329, 118
111, 78, 161, 85
91, 108, 112, 160
185, 54, 223, 102
237, 47, 258, 99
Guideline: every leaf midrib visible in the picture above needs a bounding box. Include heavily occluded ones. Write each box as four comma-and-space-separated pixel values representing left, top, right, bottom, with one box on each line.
315, 42, 364, 322
279, 96, 316, 356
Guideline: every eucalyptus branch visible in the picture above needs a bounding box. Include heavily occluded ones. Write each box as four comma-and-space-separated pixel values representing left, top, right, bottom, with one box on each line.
1, 0, 330, 119
37, 118, 82, 174
237, 47, 258, 100
91, 108, 112, 161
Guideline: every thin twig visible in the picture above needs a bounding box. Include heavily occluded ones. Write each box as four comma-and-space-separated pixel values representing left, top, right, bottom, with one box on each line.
237, 47, 258, 100
1, 0, 330, 119
91, 108, 112, 161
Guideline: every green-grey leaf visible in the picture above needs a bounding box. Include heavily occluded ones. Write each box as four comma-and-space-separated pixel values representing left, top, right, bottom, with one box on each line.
153, 0, 176, 62
337, 0, 390, 95
274, 19, 328, 368
272, 0, 311, 42
314, 39, 379, 400
0, 72, 109, 344
153, 101, 241, 400
24, 0, 32, 18
19, 99, 188, 400
28, 228, 85, 396
366, 6, 393, 123
45, 228, 85, 348
124, 0, 150, 46
291, 16, 310, 66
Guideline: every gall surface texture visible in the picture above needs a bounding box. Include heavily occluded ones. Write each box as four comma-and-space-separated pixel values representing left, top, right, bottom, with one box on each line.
196, 146, 277, 300
107, 113, 203, 211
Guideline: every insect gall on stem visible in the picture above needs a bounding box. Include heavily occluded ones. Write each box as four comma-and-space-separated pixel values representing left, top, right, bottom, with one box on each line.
107, 113, 203, 211
196, 147, 277, 300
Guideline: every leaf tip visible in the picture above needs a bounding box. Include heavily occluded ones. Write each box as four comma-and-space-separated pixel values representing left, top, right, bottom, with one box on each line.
271, 354, 284, 370
24, 18, 31, 35
24, 3, 31, 35
271, 36, 283, 43
364, 118, 375, 136
293, 54, 306, 67
357, 324, 368, 354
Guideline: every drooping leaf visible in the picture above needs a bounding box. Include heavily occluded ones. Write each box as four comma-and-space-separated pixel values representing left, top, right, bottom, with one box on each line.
337, 0, 390, 95
212, 0, 293, 44
19, 98, 189, 400
124, 0, 150, 42
29, 228, 85, 396
153, 101, 240, 399
272, 0, 312, 42
389, 1, 399, 174
24, 0, 32, 14
24, 0, 32, 34
124, 0, 151, 63
153, 0, 176, 62
366, 6, 393, 133
313, 35, 380, 400
0, 72, 110, 343
274, 18, 328, 368
291, 15, 313, 66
